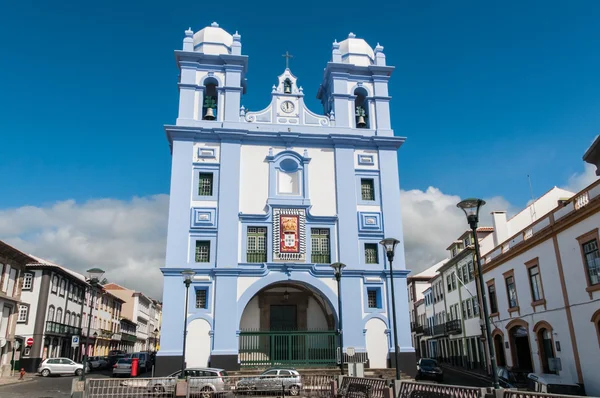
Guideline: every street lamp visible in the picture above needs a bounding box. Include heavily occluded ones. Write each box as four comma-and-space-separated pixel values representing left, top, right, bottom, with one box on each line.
181, 269, 195, 375
457, 198, 500, 389
379, 238, 401, 381
330, 262, 346, 375
80, 268, 105, 381
154, 328, 159, 352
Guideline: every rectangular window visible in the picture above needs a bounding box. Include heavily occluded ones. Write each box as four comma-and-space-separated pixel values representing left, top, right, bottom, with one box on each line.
195, 241, 210, 263
462, 266, 468, 284
17, 305, 28, 323
488, 284, 498, 313
582, 239, 600, 286
472, 297, 480, 316
23, 273, 33, 290
311, 228, 331, 263
505, 276, 518, 308
247, 227, 267, 263
528, 265, 543, 301
467, 261, 474, 281
195, 289, 207, 309
360, 179, 375, 201
462, 301, 467, 319
365, 243, 379, 264
466, 299, 473, 318
447, 275, 452, 292
367, 289, 380, 308
452, 273, 457, 290
198, 173, 213, 196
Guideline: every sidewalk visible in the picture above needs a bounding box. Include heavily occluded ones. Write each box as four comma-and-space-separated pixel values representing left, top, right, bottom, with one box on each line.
0, 374, 36, 387
441, 363, 492, 382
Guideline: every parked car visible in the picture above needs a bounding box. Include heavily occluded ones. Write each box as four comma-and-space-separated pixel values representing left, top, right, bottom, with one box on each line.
236, 368, 302, 396
496, 367, 529, 389
108, 349, 126, 357
108, 353, 126, 366
38, 357, 88, 377
112, 358, 133, 377
415, 358, 443, 382
527, 373, 584, 396
122, 368, 229, 396
88, 356, 109, 370
126, 352, 150, 373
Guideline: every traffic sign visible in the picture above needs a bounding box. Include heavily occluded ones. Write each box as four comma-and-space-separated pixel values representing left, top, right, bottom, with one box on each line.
26, 338, 34, 346
71, 336, 80, 348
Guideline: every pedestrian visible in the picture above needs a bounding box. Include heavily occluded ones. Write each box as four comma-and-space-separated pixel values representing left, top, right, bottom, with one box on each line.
19, 368, 25, 380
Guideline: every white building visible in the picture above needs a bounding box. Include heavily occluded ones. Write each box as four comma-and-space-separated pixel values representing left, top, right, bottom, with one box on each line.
481, 149, 600, 395
15, 256, 88, 373
81, 287, 124, 357
0, 241, 31, 376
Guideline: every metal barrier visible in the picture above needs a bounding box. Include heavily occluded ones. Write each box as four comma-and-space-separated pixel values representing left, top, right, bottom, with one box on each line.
85, 374, 335, 398
337, 376, 389, 398
503, 390, 596, 398
397, 381, 483, 398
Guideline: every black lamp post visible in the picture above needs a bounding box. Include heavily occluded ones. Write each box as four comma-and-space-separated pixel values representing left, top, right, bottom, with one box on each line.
379, 238, 401, 381
330, 262, 346, 375
181, 269, 195, 375
457, 198, 500, 389
80, 268, 105, 381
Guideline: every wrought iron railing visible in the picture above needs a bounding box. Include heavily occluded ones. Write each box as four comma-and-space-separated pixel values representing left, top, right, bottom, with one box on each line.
246, 251, 267, 263
311, 252, 331, 264
121, 332, 137, 342
45, 321, 81, 336
398, 381, 483, 398
239, 330, 337, 367
424, 327, 433, 336
415, 324, 424, 334
433, 324, 446, 336
445, 319, 462, 334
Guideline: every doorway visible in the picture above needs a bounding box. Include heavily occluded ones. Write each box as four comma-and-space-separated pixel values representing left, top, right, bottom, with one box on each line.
494, 335, 506, 366
270, 305, 297, 331
510, 326, 533, 371
537, 328, 555, 374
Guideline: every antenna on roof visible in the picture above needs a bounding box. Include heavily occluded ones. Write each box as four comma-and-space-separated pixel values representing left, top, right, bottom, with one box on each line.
528, 174, 537, 222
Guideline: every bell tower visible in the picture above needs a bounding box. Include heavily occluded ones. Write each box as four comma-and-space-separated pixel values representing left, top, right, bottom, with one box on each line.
317, 33, 393, 135
176, 22, 247, 124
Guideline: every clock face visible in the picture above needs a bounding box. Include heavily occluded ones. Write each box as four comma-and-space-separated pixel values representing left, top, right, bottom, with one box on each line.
280, 101, 295, 113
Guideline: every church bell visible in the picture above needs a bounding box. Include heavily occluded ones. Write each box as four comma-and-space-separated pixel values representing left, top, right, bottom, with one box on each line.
204, 107, 216, 120
357, 115, 367, 128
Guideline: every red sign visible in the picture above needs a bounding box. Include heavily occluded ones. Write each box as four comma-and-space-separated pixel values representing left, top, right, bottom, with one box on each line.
26, 338, 34, 346
280, 215, 299, 253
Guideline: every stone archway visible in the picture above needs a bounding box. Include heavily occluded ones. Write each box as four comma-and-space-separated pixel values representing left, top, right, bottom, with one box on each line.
507, 319, 534, 372
533, 321, 556, 374
492, 329, 506, 367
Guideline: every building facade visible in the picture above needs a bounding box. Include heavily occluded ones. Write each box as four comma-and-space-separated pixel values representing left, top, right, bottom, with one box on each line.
16, 257, 88, 372
481, 174, 600, 392
157, 23, 413, 376
0, 241, 32, 376
81, 287, 124, 357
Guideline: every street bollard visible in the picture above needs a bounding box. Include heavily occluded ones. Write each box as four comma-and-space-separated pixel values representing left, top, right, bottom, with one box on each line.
131, 357, 139, 377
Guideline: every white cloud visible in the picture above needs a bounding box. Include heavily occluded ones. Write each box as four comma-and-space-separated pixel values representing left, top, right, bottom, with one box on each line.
0, 195, 169, 300
563, 163, 599, 193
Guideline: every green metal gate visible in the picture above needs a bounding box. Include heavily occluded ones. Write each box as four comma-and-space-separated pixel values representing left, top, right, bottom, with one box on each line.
239, 330, 337, 367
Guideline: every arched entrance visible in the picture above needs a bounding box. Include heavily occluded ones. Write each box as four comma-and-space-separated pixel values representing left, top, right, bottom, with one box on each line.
493, 334, 506, 367
508, 321, 534, 372
534, 321, 556, 374
238, 281, 337, 368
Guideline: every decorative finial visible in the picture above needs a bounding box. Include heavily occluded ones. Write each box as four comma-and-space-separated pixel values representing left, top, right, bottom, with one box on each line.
239, 105, 246, 116
332, 40, 340, 48
375, 43, 384, 53
329, 110, 335, 121
211, 22, 219, 27
298, 86, 304, 93
185, 27, 193, 37
268, 147, 273, 156
303, 149, 309, 158
282, 51, 293, 69
272, 84, 277, 93
348, 32, 356, 38
233, 31, 241, 40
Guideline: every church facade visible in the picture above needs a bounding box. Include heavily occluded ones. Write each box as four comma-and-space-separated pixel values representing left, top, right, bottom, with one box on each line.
156, 22, 415, 376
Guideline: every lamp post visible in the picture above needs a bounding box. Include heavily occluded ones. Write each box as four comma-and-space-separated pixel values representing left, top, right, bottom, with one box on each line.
457, 198, 500, 389
154, 328, 159, 352
330, 262, 346, 375
181, 269, 195, 375
379, 238, 401, 381
80, 268, 105, 381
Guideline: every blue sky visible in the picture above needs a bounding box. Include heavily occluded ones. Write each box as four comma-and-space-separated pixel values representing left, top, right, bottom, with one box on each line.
1, 1, 599, 295
1, 0, 599, 209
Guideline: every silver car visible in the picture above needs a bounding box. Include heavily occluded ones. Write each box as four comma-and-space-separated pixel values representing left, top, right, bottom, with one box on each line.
38, 357, 87, 377
236, 368, 302, 396
145, 368, 230, 397
112, 358, 133, 377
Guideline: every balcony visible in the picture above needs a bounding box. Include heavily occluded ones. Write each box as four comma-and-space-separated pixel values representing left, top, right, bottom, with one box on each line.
445, 319, 462, 335
415, 325, 424, 334
410, 322, 417, 332
112, 333, 122, 341
121, 332, 137, 342
424, 328, 433, 336
45, 321, 81, 336
433, 324, 446, 336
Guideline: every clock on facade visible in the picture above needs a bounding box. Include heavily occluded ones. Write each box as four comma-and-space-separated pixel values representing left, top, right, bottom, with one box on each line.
280, 101, 295, 113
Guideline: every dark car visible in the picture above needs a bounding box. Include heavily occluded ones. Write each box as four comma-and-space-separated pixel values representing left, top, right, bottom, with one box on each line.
415, 358, 443, 382
496, 367, 529, 389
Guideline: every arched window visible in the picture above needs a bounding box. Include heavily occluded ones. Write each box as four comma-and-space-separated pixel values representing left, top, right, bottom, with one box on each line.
65, 311, 71, 326
56, 308, 63, 324
277, 158, 301, 195
493, 334, 506, 367
284, 78, 292, 94
77, 314, 81, 327
60, 279, 66, 296
202, 78, 218, 120
51, 275, 59, 294
354, 87, 369, 128
47, 306, 55, 323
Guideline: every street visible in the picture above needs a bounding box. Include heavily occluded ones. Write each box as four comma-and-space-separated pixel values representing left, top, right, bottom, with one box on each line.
437, 366, 491, 388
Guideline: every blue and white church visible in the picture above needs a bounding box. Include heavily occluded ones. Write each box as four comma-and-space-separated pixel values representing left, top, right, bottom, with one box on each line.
157, 22, 415, 376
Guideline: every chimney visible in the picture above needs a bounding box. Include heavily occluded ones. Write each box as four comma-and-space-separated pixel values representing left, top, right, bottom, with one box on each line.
491, 211, 508, 246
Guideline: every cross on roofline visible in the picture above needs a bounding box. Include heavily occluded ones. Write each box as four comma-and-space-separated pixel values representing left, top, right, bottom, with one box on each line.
282, 51, 293, 69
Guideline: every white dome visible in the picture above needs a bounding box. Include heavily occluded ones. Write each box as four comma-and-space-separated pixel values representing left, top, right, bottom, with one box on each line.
338, 33, 374, 66
192, 22, 233, 55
